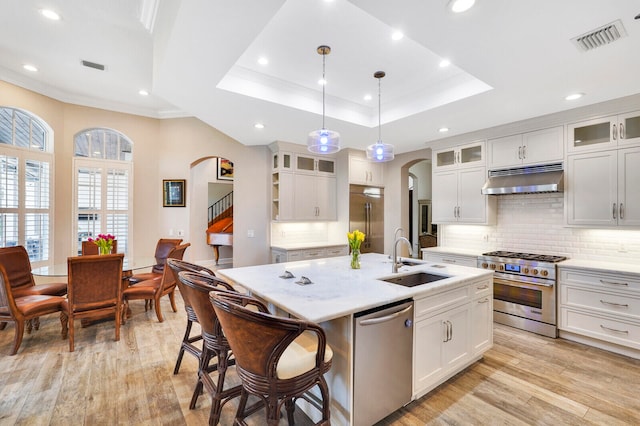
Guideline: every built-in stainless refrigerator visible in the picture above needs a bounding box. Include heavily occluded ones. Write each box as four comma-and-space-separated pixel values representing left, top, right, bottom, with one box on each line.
349, 184, 384, 253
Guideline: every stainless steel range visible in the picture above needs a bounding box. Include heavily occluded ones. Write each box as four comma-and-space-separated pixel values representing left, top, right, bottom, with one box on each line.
477, 251, 567, 338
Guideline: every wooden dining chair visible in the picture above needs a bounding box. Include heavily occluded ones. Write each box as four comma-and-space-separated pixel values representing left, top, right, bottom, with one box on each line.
177, 271, 241, 425
0, 245, 67, 298
128, 238, 183, 284
210, 291, 333, 426
81, 240, 118, 255
61, 253, 125, 352
0, 263, 65, 355
123, 243, 190, 322
166, 258, 216, 374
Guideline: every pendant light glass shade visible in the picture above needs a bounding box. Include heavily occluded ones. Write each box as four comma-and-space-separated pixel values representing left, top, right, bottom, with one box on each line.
366, 71, 394, 162
307, 45, 340, 154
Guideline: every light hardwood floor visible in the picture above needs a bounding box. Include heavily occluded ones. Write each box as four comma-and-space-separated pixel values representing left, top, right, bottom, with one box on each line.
1, 291, 640, 425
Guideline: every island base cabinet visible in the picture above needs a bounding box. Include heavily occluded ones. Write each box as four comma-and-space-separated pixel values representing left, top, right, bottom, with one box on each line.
471, 295, 493, 355
413, 300, 471, 397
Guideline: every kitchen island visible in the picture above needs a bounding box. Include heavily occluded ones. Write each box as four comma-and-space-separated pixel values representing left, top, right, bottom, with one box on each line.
217, 252, 494, 425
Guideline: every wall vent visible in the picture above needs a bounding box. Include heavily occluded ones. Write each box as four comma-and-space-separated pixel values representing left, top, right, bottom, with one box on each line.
571, 19, 627, 52
81, 60, 105, 71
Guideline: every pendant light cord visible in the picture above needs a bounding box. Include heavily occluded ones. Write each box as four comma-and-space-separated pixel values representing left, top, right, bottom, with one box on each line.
377, 76, 381, 143
322, 51, 326, 129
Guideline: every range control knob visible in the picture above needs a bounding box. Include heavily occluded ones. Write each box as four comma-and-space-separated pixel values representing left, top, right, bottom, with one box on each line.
523, 267, 529, 274
532, 269, 539, 275
498, 265, 504, 271
489, 264, 496, 270
482, 262, 488, 269
541, 270, 549, 277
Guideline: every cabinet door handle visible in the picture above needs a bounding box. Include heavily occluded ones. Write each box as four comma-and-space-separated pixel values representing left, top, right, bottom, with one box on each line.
599, 299, 629, 308
457, 206, 461, 218
600, 279, 629, 286
442, 320, 448, 342
612, 124, 617, 141
478, 298, 490, 303
522, 145, 526, 159
518, 146, 522, 159
442, 258, 457, 264
620, 203, 624, 220
448, 320, 453, 341
600, 324, 629, 334
477, 285, 489, 290
613, 203, 617, 220
620, 123, 625, 140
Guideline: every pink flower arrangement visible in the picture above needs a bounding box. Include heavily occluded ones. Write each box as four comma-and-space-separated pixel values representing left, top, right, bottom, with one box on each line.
89, 233, 115, 254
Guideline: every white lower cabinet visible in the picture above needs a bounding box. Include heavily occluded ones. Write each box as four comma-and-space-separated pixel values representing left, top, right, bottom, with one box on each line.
413, 277, 492, 398
559, 266, 640, 353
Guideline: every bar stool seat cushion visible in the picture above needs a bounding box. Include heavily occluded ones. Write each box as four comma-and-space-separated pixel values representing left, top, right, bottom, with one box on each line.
277, 331, 333, 380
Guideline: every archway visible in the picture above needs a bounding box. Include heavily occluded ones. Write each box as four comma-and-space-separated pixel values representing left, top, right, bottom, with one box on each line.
189, 156, 234, 265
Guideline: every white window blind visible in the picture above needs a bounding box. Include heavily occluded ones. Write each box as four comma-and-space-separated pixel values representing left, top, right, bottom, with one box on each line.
0, 107, 52, 265
74, 128, 133, 256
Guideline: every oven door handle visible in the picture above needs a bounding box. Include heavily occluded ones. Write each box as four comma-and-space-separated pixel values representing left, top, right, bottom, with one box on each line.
493, 275, 555, 288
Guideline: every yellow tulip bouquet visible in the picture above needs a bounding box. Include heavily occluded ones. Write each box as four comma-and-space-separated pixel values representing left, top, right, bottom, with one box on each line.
347, 230, 365, 269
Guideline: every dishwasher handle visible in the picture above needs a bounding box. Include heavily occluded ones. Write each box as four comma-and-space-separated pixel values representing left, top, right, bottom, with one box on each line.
358, 305, 413, 326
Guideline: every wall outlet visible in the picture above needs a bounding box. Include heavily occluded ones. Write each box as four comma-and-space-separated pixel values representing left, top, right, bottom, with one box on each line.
177, 229, 184, 237
247, 229, 255, 238
169, 229, 174, 236
483, 234, 489, 242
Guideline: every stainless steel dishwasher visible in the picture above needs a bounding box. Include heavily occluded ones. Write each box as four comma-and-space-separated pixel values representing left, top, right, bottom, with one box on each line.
353, 299, 413, 426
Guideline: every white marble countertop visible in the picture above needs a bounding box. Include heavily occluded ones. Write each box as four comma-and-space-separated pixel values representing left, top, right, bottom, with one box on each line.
421, 246, 484, 257
271, 242, 348, 250
558, 259, 640, 275
217, 253, 493, 323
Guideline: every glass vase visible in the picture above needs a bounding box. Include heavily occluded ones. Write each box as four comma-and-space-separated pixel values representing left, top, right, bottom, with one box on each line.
350, 249, 361, 269
99, 245, 111, 255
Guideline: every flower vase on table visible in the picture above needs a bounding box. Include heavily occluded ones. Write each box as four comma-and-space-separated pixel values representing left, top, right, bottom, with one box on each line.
89, 233, 115, 255
348, 230, 365, 269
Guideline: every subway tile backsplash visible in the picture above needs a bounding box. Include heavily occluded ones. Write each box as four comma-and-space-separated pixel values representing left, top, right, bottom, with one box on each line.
439, 193, 640, 263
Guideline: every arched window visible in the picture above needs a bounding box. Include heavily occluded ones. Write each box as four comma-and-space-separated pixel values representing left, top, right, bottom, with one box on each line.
0, 107, 53, 265
73, 128, 133, 255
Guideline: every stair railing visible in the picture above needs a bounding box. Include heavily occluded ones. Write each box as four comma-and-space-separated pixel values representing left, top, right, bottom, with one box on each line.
208, 191, 233, 226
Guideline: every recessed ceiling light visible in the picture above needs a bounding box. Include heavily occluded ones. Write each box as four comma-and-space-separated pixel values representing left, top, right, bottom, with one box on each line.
258, 57, 268, 66
254, 123, 265, 129
565, 93, 584, 101
23, 64, 38, 72
449, 0, 476, 13
439, 59, 451, 68
439, 127, 450, 133
318, 78, 327, 86
138, 89, 149, 96
363, 94, 372, 101
40, 9, 61, 20
391, 30, 404, 41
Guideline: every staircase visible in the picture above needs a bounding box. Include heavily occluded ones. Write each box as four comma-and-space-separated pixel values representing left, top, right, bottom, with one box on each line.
206, 192, 233, 264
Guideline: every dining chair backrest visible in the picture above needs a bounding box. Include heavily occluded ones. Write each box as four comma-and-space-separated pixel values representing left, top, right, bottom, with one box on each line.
67, 254, 124, 311
0, 246, 36, 293
151, 238, 183, 274
0, 245, 67, 298
81, 240, 118, 255
0, 263, 18, 319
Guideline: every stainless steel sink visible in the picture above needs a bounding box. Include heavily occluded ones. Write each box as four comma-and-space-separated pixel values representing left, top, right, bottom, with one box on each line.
399, 260, 425, 266
381, 271, 449, 287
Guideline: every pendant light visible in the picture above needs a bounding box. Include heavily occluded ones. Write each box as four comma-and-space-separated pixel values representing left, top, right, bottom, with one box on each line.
366, 71, 394, 162
307, 45, 340, 154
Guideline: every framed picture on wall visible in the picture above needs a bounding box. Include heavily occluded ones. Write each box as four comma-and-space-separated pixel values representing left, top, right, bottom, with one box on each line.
217, 158, 234, 181
163, 179, 186, 207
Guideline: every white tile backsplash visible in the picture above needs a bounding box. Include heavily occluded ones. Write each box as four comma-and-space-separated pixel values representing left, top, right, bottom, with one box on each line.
439, 193, 640, 263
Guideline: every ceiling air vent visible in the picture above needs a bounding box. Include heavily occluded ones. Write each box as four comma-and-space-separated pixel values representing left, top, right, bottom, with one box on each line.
81, 60, 105, 71
571, 19, 627, 52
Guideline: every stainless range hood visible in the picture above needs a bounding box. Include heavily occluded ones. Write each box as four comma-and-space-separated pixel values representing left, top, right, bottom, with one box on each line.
481, 163, 564, 195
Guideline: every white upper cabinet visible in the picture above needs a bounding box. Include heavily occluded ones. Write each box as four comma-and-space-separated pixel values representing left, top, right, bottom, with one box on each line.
566, 146, 640, 227
432, 166, 496, 224
567, 110, 640, 154
487, 127, 564, 169
294, 154, 336, 176
349, 154, 384, 186
433, 141, 485, 171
